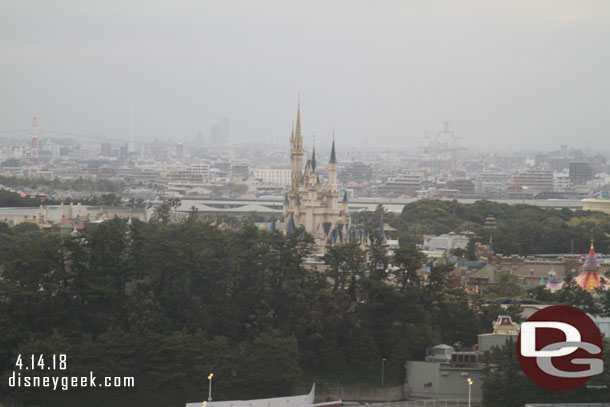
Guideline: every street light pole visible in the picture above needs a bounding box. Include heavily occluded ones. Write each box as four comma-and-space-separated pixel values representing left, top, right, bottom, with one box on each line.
208, 373, 214, 402
381, 358, 386, 387
467, 377, 472, 407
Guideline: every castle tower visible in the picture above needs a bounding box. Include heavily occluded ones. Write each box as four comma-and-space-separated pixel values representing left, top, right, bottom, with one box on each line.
327, 138, 339, 211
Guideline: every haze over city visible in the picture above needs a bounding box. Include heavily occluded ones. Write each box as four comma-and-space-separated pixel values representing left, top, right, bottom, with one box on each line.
2, 0, 610, 150
5, 2, 610, 407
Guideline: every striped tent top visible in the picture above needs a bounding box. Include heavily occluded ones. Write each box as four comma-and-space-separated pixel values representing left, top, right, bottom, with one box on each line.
572, 242, 610, 292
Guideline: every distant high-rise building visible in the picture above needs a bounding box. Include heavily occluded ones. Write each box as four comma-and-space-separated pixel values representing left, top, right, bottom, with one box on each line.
254, 168, 291, 185
553, 171, 571, 191
231, 163, 249, 181
377, 173, 422, 196
511, 169, 554, 192
534, 154, 548, 168
339, 161, 373, 184
101, 142, 112, 157
569, 161, 593, 186
548, 157, 569, 172
176, 143, 184, 162
446, 179, 475, 195
211, 123, 220, 144
220, 118, 230, 142
196, 130, 204, 145
211, 118, 230, 145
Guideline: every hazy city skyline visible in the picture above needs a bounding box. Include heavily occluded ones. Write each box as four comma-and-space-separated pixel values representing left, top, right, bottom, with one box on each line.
2, 0, 610, 151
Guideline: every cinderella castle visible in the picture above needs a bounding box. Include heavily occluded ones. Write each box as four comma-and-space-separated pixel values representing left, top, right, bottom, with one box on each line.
282, 103, 365, 249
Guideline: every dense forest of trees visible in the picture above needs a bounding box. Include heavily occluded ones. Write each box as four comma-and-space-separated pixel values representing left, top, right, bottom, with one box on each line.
1, 199, 610, 406
0, 176, 125, 194
0, 213, 514, 406
0, 189, 145, 208
360, 199, 610, 255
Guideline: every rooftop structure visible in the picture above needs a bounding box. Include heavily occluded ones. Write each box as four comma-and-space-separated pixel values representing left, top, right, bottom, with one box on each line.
511, 169, 554, 192
186, 384, 316, 407
492, 314, 520, 335
405, 314, 516, 402
572, 242, 610, 291
423, 233, 469, 252
542, 268, 564, 292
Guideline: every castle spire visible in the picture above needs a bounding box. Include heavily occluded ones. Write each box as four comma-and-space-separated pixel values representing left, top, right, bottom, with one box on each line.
295, 99, 302, 148
311, 134, 316, 172
327, 129, 338, 195
290, 101, 305, 191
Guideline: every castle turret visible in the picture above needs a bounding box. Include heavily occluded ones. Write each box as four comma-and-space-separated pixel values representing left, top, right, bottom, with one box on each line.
295, 193, 301, 216
287, 213, 296, 234
328, 138, 337, 187
283, 193, 289, 218
327, 138, 339, 211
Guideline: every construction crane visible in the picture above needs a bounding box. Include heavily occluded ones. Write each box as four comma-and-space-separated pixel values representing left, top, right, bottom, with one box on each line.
420, 122, 462, 177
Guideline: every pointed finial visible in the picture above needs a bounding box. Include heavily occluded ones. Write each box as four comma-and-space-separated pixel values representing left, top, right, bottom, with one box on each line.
591, 239, 595, 250
295, 98, 302, 144
329, 138, 337, 164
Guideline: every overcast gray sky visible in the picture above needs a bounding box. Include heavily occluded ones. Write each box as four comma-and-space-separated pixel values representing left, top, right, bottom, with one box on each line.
2, 0, 609, 151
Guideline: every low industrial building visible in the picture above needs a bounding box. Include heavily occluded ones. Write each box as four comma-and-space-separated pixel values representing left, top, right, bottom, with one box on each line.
405, 315, 519, 402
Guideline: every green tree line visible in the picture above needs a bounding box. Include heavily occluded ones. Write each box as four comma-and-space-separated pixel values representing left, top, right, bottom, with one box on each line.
0, 214, 507, 407
2, 199, 610, 406
0, 190, 144, 208
356, 200, 610, 255
0, 176, 125, 193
